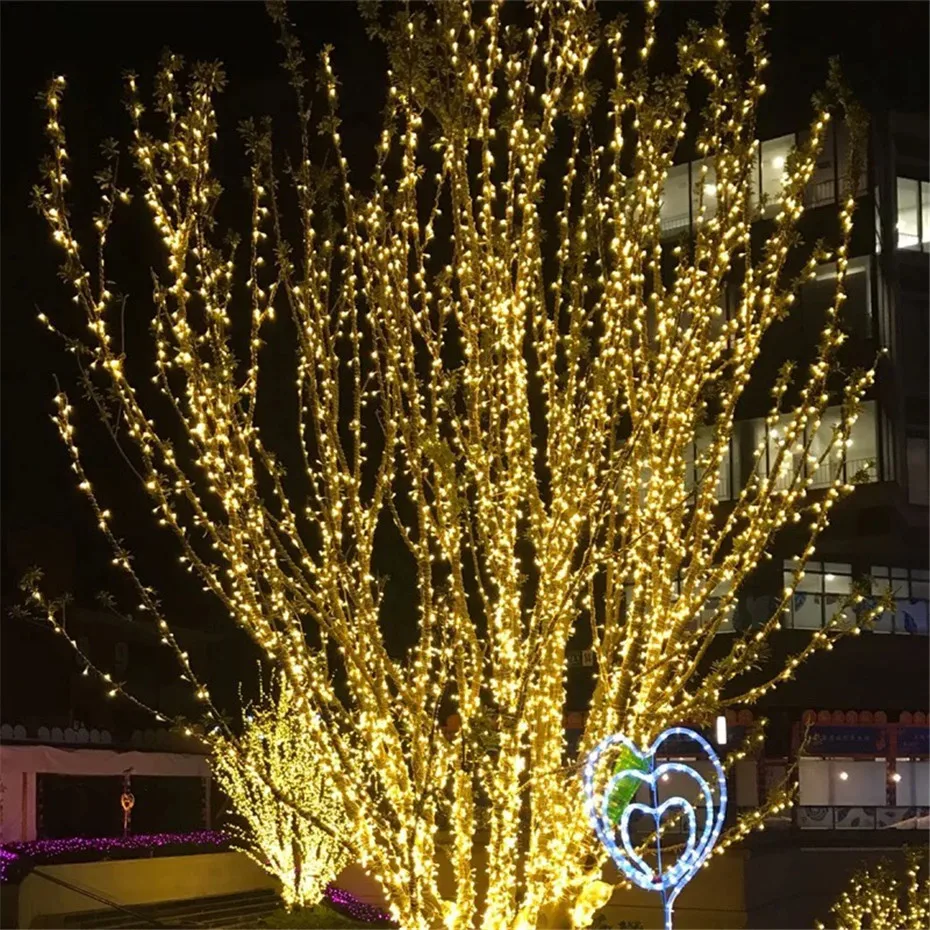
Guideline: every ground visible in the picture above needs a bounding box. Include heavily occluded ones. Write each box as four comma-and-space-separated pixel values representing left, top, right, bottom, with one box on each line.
257, 903, 395, 928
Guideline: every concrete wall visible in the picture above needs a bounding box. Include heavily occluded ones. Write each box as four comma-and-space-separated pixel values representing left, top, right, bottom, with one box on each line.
744, 845, 917, 929
17, 851, 277, 929
13, 850, 391, 929
591, 844, 924, 930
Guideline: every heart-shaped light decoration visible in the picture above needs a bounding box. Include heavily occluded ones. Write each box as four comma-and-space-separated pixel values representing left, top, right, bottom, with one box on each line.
583, 727, 727, 930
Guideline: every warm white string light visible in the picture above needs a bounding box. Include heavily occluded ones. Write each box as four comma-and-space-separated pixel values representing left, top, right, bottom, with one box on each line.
27, 2, 888, 927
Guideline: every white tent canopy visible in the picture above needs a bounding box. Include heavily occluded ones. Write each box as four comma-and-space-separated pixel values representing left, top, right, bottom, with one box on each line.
0, 743, 209, 843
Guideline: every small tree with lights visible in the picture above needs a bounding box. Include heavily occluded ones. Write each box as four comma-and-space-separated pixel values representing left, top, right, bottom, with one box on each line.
816, 847, 930, 930
30, 1, 890, 926
212, 677, 349, 910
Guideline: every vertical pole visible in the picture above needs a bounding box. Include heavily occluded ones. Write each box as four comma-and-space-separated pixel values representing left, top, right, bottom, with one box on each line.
886, 725, 898, 807
650, 752, 671, 930
203, 775, 212, 829
21, 772, 28, 842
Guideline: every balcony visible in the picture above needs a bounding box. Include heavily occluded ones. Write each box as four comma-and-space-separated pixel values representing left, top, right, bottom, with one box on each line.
771, 456, 878, 492
796, 805, 929, 830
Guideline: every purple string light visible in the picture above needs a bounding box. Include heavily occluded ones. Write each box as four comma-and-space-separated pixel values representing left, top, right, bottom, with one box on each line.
0, 848, 19, 883
324, 883, 393, 924
3, 830, 229, 861
0, 832, 394, 924
0, 831, 229, 884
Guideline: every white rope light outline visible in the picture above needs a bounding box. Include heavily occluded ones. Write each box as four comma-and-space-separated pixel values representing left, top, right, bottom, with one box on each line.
583, 727, 728, 930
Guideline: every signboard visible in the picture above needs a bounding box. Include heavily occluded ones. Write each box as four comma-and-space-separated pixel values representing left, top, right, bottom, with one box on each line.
897, 726, 930, 757
804, 725, 887, 756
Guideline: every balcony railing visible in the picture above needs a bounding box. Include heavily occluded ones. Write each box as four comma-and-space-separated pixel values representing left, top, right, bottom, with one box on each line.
803, 177, 836, 209
629, 805, 930, 836
661, 175, 859, 239
660, 211, 690, 237
796, 805, 930, 831
772, 457, 877, 492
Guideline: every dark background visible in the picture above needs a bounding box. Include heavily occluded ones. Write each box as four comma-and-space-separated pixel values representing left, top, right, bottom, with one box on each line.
2, 1, 928, 727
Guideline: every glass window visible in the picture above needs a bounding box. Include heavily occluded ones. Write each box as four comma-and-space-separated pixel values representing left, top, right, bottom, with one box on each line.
784, 560, 853, 629
808, 407, 843, 488
799, 759, 886, 808
897, 177, 920, 249
843, 259, 871, 340
906, 436, 929, 505
922, 181, 930, 249
698, 426, 731, 501
760, 135, 794, 216
875, 185, 883, 255
871, 566, 930, 634
800, 265, 837, 336
805, 401, 878, 489
802, 123, 836, 210
691, 157, 718, 226
881, 404, 896, 481
767, 413, 797, 490
834, 120, 867, 200
706, 578, 736, 633
735, 416, 786, 486
707, 288, 730, 345
750, 146, 762, 216
847, 400, 878, 483
685, 427, 731, 501
835, 761, 888, 807
799, 257, 871, 341
661, 162, 691, 238
896, 760, 930, 807
683, 575, 736, 634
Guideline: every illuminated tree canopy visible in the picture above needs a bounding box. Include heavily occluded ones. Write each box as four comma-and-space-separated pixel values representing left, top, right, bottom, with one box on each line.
29, 1, 887, 926
212, 677, 349, 910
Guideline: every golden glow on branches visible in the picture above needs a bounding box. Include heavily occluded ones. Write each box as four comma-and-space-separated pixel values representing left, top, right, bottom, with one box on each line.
212, 679, 349, 910
32, 2, 882, 927
816, 848, 930, 930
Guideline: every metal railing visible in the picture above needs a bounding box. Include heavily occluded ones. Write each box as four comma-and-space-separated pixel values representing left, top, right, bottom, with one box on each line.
796, 805, 930, 831
803, 177, 836, 209
771, 457, 877, 492
622, 805, 929, 838
660, 174, 860, 240
31, 867, 168, 927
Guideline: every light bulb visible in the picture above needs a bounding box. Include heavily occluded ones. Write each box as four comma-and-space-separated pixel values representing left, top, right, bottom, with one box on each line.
838, 771, 849, 781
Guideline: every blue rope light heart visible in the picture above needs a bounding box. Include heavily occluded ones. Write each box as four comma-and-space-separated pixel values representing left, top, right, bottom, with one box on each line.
583, 727, 727, 930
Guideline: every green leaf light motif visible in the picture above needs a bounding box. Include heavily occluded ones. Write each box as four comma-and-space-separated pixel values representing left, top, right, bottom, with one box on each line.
605, 745, 649, 825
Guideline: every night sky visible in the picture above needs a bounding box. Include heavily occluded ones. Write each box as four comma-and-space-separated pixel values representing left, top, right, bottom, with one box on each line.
1, 0, 927, 629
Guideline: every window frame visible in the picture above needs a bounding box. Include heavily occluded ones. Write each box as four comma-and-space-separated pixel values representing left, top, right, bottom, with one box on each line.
783, 560, 854, 630
895, 176, 927, 252
870, 565, 930, 634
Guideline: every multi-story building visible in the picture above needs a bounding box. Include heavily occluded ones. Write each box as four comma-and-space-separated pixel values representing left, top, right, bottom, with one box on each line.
561, 107, 929, 928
